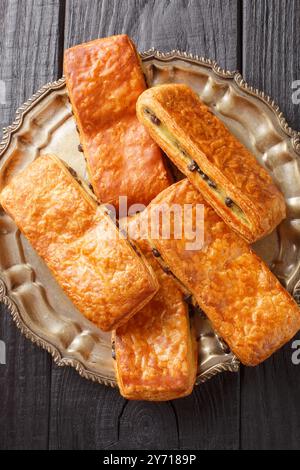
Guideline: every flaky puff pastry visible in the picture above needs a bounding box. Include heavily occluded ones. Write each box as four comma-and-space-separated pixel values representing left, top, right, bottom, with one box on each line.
143, 179, 300, 366
0, 155, 159, 332
113, 215, 197, 401
64, 35, 171, 209
136, 84, 286, 243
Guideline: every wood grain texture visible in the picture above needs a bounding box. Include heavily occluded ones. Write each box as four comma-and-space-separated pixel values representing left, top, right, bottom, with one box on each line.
0, 0, 62, 450
243, 0, 300, 130
49, 367, 129, 450
170, 373, 240, 450
241, 0, 300, 450
0, 0, 63, 133
49, 366, 180, 450
64, 0, 240, 70
46, 0, 241, 451
241, 342, 300, 450
0, 303, 51, 450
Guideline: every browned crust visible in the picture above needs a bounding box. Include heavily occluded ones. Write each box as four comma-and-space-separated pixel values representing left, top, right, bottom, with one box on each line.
143, 179, 300, 366
136, 84, 286, 243
64, 35, 172, 209
113, 215, 197, 400
0, 154, 159, 332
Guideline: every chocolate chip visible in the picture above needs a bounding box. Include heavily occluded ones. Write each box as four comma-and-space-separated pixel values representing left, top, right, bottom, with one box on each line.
208, 179, 217, 189
187, 160, 198, 172
130, 241, 141, 256
162, 265, 171, 274
150, 114, 161, 126
78, 144, 83, 152
183, 293, 193, 305
68, 166, 78, 179
144, 108, 161, 125
225, 197, 234, 207
152, 248, 161, 258
197, 168, 208, 180
112, 342, 116, 360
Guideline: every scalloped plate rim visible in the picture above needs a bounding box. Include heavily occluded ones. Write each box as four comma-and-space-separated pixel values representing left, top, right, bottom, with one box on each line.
1, 49, 299, 388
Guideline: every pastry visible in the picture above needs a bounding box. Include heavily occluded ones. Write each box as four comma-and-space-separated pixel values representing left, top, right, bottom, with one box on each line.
113, 214, 197, 400
64, 35, 171, 209
142, 178, 300, 366
136, 83, 286, 243
0, 155, 159, 332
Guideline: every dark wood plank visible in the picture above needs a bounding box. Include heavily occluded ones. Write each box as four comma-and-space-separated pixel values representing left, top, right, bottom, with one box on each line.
241, 342, 300, 450
49, 367, 128, 450
0, 303, 50, 450
0, 0, 63, 450
64, 0, 240, 70
49, 366, 180, 450
48, 0, 242, 450
241, 0, 300, 450
170, 372, 240, 450
242, 0, 300, 130
0, 0, 63, 132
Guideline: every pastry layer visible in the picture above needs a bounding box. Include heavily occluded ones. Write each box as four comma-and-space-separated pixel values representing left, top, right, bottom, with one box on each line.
136, 83, 286, 243
113, 214, 197, 400
64, 35, 171, 209
0, 155, 159, 332
143, 178, 300, 366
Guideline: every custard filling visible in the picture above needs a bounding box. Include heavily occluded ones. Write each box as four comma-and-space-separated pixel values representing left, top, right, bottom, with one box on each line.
143, 108, 250, 226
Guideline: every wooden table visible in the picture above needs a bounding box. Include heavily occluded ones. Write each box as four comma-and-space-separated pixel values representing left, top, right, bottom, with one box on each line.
0, 0, 299, 450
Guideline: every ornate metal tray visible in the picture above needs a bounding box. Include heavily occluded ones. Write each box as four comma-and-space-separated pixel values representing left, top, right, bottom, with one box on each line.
0, 50, 299, 388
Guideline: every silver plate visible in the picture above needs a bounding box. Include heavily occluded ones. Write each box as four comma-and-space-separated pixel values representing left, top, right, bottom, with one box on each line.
0, 50, 299, 388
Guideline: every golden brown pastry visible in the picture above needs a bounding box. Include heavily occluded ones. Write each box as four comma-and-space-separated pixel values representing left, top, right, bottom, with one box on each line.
113, 214, 197, 401
64, 35, 171, 209
0, 155, 159, 332
142, 179, 300, 366
136, 83, 286, 243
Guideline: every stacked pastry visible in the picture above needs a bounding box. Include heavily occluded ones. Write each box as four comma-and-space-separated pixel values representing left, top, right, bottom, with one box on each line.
1, 35, 299, 401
